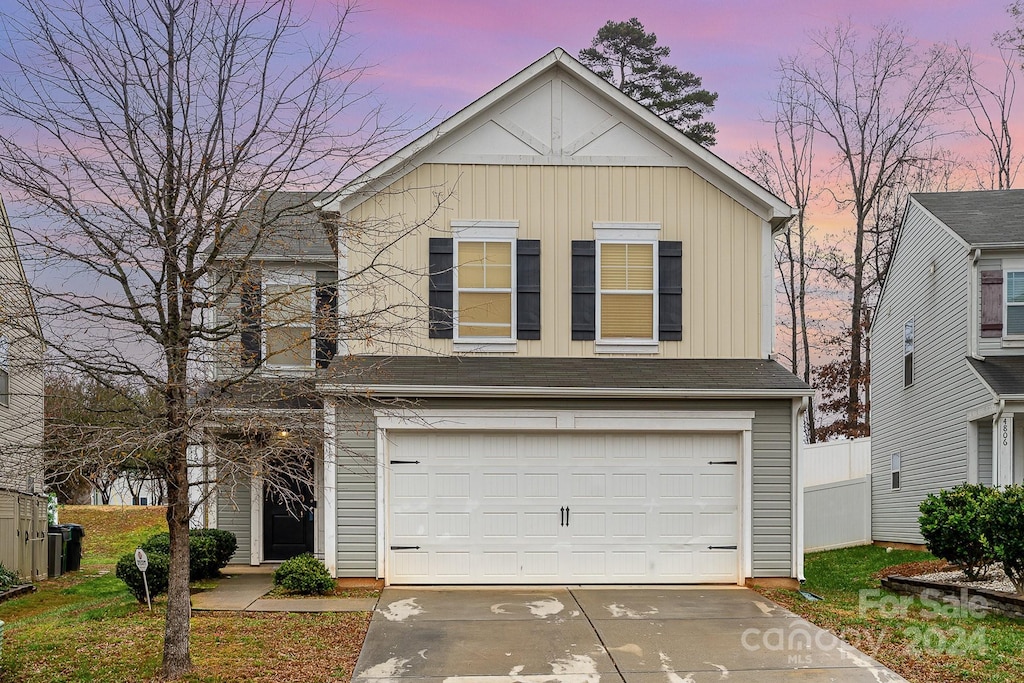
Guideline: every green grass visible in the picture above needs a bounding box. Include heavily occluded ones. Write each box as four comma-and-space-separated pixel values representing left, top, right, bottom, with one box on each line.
756, 545, 1024, 683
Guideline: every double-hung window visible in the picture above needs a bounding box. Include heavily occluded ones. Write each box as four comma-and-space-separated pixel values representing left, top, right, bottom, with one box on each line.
455, 240, 514, 340
598, 242, 656, 340
263, 275, 315, 368
1006, 269, 1024, 336
891, 452, 901, 490
0, 335, 8, 407
903, 319, 914, 387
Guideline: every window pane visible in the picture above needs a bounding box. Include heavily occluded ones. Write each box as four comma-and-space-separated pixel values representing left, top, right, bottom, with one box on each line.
601, 243, 653, 290
459, 241, 511, 288
0, 369, 8, 406
459, 291, 512, 336
1009, 272, 1024, 303
266, 327, 311, 366
904, 320, 914, 354
601, 293, 653, 338
1008, 305, 1024, 334
265, 284, 312, 325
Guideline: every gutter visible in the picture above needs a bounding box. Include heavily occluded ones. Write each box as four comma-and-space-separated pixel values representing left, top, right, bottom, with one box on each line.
315, 383, 816, 399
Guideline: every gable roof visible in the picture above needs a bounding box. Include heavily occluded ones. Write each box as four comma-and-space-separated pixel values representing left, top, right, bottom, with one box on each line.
216, 191, 335, 262
0, 195, 44, 344
321, 48, 793, 230
913, 190, 1024, 247
318, 355, 812, 398
967, 356, 1024, 398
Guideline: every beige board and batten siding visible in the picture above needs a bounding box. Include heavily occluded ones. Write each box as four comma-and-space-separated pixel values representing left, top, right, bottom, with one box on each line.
335, 398, 795, 579
343, 164, 765, 359
871, 202, 992, 544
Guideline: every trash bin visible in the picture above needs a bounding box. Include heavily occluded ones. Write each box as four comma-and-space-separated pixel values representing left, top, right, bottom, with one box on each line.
63, 524, 85, 572
47, 532, 64, 578
48, 525, 70, 576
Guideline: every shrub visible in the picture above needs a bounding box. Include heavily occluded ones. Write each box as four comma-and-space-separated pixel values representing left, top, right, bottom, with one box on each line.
115, 551, 169, 603
983, 484, 1024, 593
919, 483, 996, 580
0, 563, 20, 590
273, 553, 334, 595
191, 528, 238, 569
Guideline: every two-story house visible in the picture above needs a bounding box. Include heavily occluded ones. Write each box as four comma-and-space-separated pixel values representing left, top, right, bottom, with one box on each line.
210, 48, 812, 587
0, 195, 47, 580
872, 189, 1024, 545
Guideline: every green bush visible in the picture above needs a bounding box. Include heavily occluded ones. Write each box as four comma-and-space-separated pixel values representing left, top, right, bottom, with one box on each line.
919, 483, 996, 580
115, 551, 169, 603
139, 529, 234, 581
191, 528, 238, 569
983, 484, 1024, 593
273, 553, 334, 595
0, 563, 20, 590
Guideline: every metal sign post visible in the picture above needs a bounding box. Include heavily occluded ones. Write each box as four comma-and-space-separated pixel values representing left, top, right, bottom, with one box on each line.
134, 547, 151, 611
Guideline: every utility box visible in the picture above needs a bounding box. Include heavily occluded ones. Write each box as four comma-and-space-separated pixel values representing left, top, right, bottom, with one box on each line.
62, 524, 85, 572
47, 532, 64, 578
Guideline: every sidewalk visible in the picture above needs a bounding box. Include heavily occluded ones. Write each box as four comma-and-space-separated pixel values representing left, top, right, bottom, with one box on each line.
191, 566, 379, 613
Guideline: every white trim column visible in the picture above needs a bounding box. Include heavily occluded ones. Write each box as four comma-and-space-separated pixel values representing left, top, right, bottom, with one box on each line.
250, 471, 262, 566
996, 414, 1014, 486
323, 398, 338, 577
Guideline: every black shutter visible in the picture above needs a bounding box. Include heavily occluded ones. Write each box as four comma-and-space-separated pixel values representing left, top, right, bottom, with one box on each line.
517, 240, 541, 340
981, 270, 1003, 337
659, 240, 683, 341
571, 241, 596, 340
429, 238, 454, 338
240, 273, 261, 367
315, 277, 338, 369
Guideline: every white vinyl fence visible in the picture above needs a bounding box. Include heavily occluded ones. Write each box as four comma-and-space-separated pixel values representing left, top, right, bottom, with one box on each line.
804, 438, 872, 551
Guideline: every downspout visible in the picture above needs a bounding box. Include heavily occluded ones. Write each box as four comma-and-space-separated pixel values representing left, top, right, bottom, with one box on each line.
794, 397, 808, 583
970, 248, 984, 361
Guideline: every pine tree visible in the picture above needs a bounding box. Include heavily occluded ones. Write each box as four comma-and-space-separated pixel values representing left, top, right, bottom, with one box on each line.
580, 18, 718, 146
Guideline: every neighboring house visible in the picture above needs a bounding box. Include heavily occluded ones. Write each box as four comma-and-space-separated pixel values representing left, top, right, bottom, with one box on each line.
871, 189, 1024, 545
206, 48, 812, 587
0, 195, 47, 580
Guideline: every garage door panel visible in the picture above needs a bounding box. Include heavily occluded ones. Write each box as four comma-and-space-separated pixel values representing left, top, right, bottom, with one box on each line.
387, 431, 740, 584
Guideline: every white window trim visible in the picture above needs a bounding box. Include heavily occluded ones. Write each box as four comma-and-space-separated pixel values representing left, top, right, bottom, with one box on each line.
262, 270, 316, 372
1004, 259, 1024, 339
0, 335, 9, 408
903, 319, 914, 388
452, 221, 518, 350
891, 452, 901, 491
595, 238, 659, 351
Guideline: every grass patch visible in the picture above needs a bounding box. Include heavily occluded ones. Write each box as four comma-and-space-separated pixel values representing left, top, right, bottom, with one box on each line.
0, 506, 370, 682
754, 545, 1024, 683
263, 583, 380, 600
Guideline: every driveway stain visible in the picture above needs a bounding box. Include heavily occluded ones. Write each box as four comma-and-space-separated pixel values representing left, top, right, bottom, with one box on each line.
378, 597, 423, 622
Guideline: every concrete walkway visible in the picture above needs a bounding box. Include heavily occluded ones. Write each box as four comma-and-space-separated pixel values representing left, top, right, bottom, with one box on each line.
191, 567, 378, 613
353, 587, 908, 682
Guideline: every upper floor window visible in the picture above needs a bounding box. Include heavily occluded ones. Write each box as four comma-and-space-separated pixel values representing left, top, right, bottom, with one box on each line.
1006, 270, 1024, 336
597, 241, 656, 341
264, 280, 315, 368
0, 335, 8, 407
903, 319, 914, 387
455, 240, 514, 340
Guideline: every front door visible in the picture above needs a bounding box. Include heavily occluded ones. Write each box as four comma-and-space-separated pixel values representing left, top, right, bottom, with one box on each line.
263, 471, 315, 561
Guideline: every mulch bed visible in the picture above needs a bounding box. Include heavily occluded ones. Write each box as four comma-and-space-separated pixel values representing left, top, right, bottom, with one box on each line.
872, 559, 950, 579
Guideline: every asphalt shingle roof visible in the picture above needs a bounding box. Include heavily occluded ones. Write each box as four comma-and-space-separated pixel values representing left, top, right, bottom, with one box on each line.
220, 191, 335, 259
968, 356, 1024, 396
321, 355, 810, 394
914, 190, 1024, 246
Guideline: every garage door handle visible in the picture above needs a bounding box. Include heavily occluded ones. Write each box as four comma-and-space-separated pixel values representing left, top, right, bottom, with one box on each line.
707, 545, 737, 550
708, 460, 738, 465
390, 460, 421, 465
390, 545, 421, 550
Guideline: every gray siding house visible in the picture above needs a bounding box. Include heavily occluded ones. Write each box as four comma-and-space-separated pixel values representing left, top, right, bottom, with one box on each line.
872, 190, 1024, 544
205, 49, 813, 586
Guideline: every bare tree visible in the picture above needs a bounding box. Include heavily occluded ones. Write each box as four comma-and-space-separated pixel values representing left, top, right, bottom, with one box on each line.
956, 42, 1021, 189
0, 0, 417, 676
780, 21, 960, 438
743, 74, 821, 440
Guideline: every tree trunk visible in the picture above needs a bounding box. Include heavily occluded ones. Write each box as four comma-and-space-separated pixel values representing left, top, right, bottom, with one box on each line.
848, 214, 867, 433
162, 440, 192, 678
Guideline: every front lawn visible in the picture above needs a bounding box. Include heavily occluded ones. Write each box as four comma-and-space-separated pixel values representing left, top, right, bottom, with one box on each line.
0, 506, 370, 682
755, 545, 1024, 683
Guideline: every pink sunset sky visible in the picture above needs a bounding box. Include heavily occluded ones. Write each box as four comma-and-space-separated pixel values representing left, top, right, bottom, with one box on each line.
322, 0, 1020, 169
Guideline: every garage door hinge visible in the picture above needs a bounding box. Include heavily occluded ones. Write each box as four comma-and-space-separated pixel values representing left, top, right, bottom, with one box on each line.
390, 545, 421, 550
708, 460, 738, 465
389, 460, 421, 465
707, 545, 738, 550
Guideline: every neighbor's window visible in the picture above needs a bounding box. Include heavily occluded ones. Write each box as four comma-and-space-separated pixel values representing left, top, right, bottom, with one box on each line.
891, 452, 901, 490
455, 240, 513, 339
0, 335, 8, 406
1006, 271, 1024, 335
598, 242, 655, 340
904, 319, 914, 387
264, 282, 314, 367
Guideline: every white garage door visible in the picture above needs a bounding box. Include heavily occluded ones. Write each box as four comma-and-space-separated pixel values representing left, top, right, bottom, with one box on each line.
385, 431, 740, 584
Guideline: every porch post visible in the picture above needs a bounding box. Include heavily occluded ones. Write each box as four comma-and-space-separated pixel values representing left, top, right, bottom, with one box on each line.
323, 398, 338, 578
996, 414, 1014, 486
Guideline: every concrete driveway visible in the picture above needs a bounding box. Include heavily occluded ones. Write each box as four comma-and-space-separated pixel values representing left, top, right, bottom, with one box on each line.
352, 587, 906, 682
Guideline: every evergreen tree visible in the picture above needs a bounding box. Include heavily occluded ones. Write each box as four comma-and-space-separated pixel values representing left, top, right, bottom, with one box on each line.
580, 18, 718, 146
